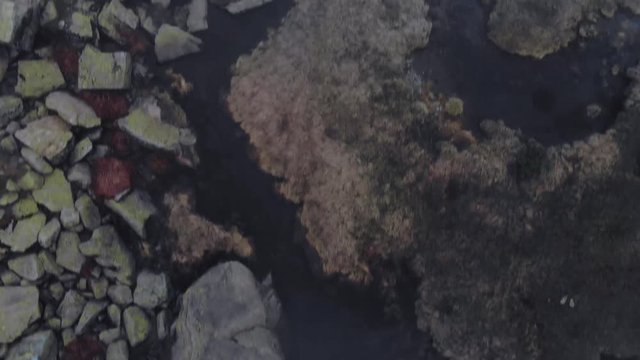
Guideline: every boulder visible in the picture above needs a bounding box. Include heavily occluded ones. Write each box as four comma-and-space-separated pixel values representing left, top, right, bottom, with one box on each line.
106, 340, 129, 360
75, 194, 101, 230
108, 285, 132, 306
98, 0, 139, 44
0, 286, 40, 343
0, 96, 23, 127
225, 0, 273, 14
75, 301, 108, 334
187, 0, 208, 32
57, 290, 86, 328
20, 147, 53, 175
117, 108, 181, 152
37, 218, 60, 248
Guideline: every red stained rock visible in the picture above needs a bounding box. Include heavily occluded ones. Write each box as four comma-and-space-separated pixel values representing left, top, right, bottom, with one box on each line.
110, 130, 131, 156
78, 91, 130, 121
92, 157, 133, 198
53, 45, 79, 81
62, 336, 105, 360
117, 25, 151, 55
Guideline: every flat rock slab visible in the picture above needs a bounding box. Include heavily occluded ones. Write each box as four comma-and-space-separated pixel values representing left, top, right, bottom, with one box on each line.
15, 60, 65, 98
15, 116, 73, 164
0, 286, 40, 343
78, 46, 132, 90
33, 169, 74, 212
105, 190, 157, 238
45, 91, 101, 128
117, 108, 181, 152
0, 213, 46, 252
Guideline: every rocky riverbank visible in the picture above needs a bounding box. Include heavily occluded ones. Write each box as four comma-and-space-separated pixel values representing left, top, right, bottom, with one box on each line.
228, 0, 640, 359
0, 0, 280, 359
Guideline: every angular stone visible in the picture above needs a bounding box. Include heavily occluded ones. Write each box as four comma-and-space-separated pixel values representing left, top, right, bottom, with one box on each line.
91, 277, 109, 299
75, 300, 108, 334
75, 194, 101, 230
57, 290, 86, 328
133, 270, 169, 309
0, 213, 46, 252
38, 251, 64, 277
123, 306, 151, 347
0, 136, 17, 153
49, 282, 65, 301
61, 328, 75, 346
8, 253, 44, 281
187, 0, 208, 32
17, 171, 44, 190
60, 207, 81, 229
0, 192, 18, 206
79, 226, 135, 285
70, 138, 93, 163
11, 197, 39, 218
0, 96, 23, 127
117, 108, 181, 152
154, 24, 202, 63
0, 0, 41, 46
20, 147, 53, 175
67, 163, 91, 189
15, 117, 73, 164
108, 304, 122, 327
0, 1, 18, 44
78, 46, 132, 90
106, 339, 128, 360
108, 285, 132, 306
105, 190, 157, 238
38, 218, 60, 249
99, 328, 121, 345
5, 330, 57, 360
45, 91, 101, 128
0, 270, 20, 285
15, 60, 65, 98
0, 286, 40, 343
225, 0, 273, 14
68, 12, 93, 38
98, 0, 139, 44
56, 231, 86, 273
33, 169, 74, 212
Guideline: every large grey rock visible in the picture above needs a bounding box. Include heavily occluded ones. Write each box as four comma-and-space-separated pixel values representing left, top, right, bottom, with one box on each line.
20, 147, 53, 175
98, 0, 139, 44
172, 262, 283, 360
15, 117, 73, 164
75, 194, 101, 230
0, 213, 46, 252
117, 108, 181, 152
123, 306, 151, 347
79, 226, 135, 285
5, 330, 57, 360
75, 300, 108, 334
78, 46, 132, 90
7, 254, 44, 281
57, 290, 86, 328
45, 91, 101, 128
106, 340, 129, 360
154, 24, 202, 63
0, 96, 23, 127
133, 270, 170, 309
0, 286, 40, 343
56, 231, 86, 273
15, 60, 65, 98
33, 169, 74, 212
105, 191, 157, 238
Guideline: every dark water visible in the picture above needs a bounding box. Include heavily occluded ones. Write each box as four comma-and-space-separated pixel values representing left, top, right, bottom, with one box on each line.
413, 0, 640, 145
163, 3, 437, 360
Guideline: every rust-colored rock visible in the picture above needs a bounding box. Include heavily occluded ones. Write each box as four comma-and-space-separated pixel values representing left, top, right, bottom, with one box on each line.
91, 157, 133, 198
62, 335, 105, 360
78, 91, 130, 121
53, 45, 79, 81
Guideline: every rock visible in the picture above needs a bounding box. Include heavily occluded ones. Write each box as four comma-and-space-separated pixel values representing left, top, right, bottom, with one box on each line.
164, 189, 253, 266
0, 286, 40, 343
38, 251, 64, 277
56, 231, 86, 273
151, 0, 171, 8
45, 92, 101, 128
123, 306, 151, 347
61, 328, 75, 346
106, 340, 129, 360
108, 285, 132, 306
11, 197, 39, 218
100, 328, 122, 344
79, 226, 135, 285
0, 96, 23, 127
17, 171, 44, 190
0, 270, 20, 285
5, 330, 57, 360
67, 163, 92, 189
105, 191, 157, 239
172, 262, 284, 360
68, 12, 93, 38
75, 194, 101, 230
156, 310, 168, 340
133, 271, 170, 309
57, 290, 86, 328
98, 0, 139, 44
91, 277, 109, 299
70, 138, 93, 163
117, 108, 181, 152
38, 218, 60, 249
0, 213, 46, 252
0, 136, 17, 153
15, 60, 65, 98
225, 0, 273, 14
91, 157, 132, 198
20, 148, 53, 175
78, 46, 132, 90
0, 192, 18, 206
259, 275, 281, 329
0, 0, 34, 45
33, 169, 74, 212
187, 0, 208, 32
108, 304, 122, 327
75, 300, 108, 334
154, 25, 202, 63
8, 254, 44, 281
49, 282, 65, 301
60, 207, 81, 229
15, 117, 73, 164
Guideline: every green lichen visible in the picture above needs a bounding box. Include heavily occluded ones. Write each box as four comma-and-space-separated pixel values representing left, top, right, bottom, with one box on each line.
15, 60, 65, 98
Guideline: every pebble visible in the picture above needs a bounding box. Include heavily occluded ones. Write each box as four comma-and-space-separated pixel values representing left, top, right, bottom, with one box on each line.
0, 286, 40, 343
91, 277, 109, 299
56, 231, 86, 273
5, 330, 57, 360
75, 194, 101, 230
108, 284, 133, 306
39, 251, 64, 277
100, 328, 122, 345
60, 207, 81, 229
0, 213, 46, 252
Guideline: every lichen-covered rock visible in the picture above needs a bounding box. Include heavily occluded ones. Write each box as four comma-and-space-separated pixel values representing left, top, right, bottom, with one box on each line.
8, 254, 44, 281
20, 147, 53, 175
106, 340, 128, 360
38, 218, 60, 249
117, 108, 181, 151
56, 231, 86, 273
57, 290, 86, 328
15, 60, 65, 98
15, 117, 73, 164
0, 213, 46, 252
108, 285, 132, 306
68, 12, 93, 39
45, 91, 101, 128
75, 194, 101, 230
154, 24, 202, 63
105, 190, 157, 239
60, 207, 81, 229
33, 169, 74, 212
98, 0, 139, 44
0, 96, 23, 127
0, 286, 40, 343
67, 163, 92, 189
17, 171, 43, 191
70, 138, 93, 163
123, 306, 151, 347
75, 301, 108, 335
11, 197, 39, 218
79, 226, 135, 285
5, 330, 56, 360
78, 46, 132, 90
133, 270, 170, 309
